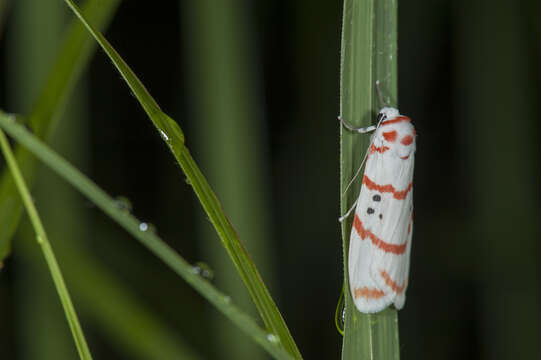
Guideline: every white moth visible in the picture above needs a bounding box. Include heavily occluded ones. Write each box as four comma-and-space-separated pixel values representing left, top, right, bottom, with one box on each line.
340, 106, 416, 313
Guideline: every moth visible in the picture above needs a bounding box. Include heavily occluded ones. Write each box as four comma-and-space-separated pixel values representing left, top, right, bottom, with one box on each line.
340, 105, 416, 313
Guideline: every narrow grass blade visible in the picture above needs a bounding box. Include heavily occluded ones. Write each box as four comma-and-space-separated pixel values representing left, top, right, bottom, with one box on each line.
0, 0, 121, 260
0, 111, 295, 360
339, 0, 400, 358
71, 257, 203, 360
183, 0, 277, 358
0, 128, 92, 360
20, 89, 199, 359
61, 1, 302, 357
7, 2, 83, 358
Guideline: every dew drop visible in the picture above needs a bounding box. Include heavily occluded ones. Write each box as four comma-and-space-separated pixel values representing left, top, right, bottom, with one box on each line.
223, 296, 231, 304
192, 262, 214, 280
114, 196, 133, 213
334, 288, 345, 336
267, 334, 279, 344
138, 222, 156, 234
159, 113, 184, 145
36, 235, 44, 244
159, 130, 170, 141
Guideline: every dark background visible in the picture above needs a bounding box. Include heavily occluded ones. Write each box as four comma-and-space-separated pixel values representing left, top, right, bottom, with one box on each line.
0, 0, 540, 359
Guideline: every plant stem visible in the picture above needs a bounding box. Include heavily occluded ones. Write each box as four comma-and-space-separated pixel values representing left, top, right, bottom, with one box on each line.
0, 127, 92, 360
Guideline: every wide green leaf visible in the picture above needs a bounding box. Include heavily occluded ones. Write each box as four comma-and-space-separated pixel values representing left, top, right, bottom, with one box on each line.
339, 0, 400, 358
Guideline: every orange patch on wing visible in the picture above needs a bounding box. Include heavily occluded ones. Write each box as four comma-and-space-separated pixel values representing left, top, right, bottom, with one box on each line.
380, 271, 407, 294
353, 215, 407, 255
369, 144, 390, 154
383, 130, 397, 142
401, 135, 414, 146
354, 287, 385, 299
362, 175, 413, 200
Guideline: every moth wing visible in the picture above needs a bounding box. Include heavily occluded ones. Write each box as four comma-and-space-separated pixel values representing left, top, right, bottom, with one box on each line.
368, 156, 414, 310
369, 191, 412, 310
348, 155, 396, 313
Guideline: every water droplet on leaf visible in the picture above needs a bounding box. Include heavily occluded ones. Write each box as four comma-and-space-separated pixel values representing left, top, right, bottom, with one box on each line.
191, 262, 214, 280
334, 286, 345, 336
139, 222, 156, 233
114, 196, 133, 213
267, 334, 279, 344
159, 130, 169, 141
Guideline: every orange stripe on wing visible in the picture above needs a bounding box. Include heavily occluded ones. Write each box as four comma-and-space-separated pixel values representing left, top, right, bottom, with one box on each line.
380, 270, 407, 294
353, 215, 407, 255
381, 116, 410, 126
362, 175, 413, 200
353, 287, 385, 299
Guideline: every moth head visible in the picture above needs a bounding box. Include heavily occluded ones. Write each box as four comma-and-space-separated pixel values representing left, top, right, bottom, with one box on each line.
375, 108, 416, 160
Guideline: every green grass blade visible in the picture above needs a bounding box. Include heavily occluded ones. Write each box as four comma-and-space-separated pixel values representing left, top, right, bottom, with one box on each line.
0, 129, 92, 360
0, 0, 121, 261
339, 0, 400, 358
61, 1, 302, 357
0, 111, 295, 360
17, 90, 200, 359
61, 0, 183, 145
183, 0, 277, 358
66, 252, 203, 360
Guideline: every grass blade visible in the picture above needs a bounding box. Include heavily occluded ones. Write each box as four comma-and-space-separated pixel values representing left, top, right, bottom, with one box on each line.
182, 0, 277, 358
0, 111, 295, 360
61, 1, 302, 357
339, 0, 400, 358
0, 128, 92, 360
0, 0, 121, 260
66, 252, 203, 360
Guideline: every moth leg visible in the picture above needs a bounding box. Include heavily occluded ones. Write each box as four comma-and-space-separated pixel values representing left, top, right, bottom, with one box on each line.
339, 197, 358, 222
337, 116, 377, 134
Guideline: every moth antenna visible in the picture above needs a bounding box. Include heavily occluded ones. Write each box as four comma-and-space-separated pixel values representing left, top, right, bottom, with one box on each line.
375, 80, 389, 108
341, 150, 368, 198
341, 111, 386, 198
